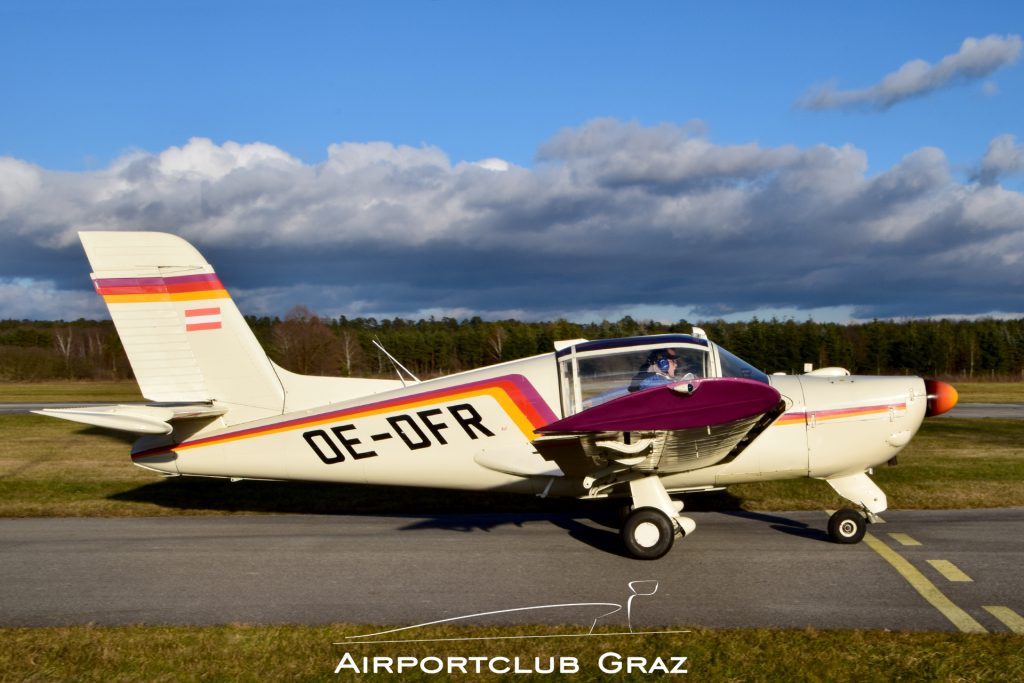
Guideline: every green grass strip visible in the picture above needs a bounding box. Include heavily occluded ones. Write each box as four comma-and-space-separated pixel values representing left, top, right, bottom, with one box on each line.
1, 624, 1022, 682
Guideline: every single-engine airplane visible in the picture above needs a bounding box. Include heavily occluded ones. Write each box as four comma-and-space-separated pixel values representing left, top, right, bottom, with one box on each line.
37, 232, 959, 559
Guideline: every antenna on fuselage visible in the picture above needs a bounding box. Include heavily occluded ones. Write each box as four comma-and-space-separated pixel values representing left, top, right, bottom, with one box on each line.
372, 337, 421, 387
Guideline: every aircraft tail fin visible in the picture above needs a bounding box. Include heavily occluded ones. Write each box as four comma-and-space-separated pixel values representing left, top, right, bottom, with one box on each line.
80, 231, 285, 423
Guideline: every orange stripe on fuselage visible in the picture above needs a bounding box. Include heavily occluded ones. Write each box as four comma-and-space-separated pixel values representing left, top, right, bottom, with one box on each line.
132, 375, 557, 461
774, 403, 906, 427
179, 387, 534, 451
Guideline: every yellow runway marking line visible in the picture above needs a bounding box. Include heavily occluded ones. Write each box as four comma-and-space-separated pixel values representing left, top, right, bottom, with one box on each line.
862, 533, 986, 633
927, 559, 973, 582
888, 532, 921, 546
983, 606, 1024, 634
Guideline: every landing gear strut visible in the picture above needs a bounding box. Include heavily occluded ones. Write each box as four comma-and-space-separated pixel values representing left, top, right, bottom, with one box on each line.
619, 475, 696, 560
825, 472, 887, 545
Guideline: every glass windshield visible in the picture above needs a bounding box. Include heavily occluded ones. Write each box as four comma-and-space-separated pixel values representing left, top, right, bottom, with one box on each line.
566, 345, 708, 412
717, 345, 769, 384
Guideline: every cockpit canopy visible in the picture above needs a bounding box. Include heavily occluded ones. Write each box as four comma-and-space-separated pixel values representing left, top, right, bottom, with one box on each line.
555, 333, 768, 416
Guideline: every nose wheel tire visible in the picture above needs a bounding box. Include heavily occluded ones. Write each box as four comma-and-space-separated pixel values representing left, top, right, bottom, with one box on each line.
621, 507, 675, 560
828, 508, 867, 544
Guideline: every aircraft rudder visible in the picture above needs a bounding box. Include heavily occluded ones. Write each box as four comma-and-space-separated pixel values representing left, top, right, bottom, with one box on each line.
81, 230, 284, 421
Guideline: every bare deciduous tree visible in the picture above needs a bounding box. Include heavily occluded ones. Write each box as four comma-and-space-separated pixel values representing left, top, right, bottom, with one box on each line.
53, 327, 74, 378
272, 305, 342, 375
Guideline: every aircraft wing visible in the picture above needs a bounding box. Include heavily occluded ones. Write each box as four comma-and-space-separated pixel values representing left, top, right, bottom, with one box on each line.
538, 378, 780, 434
32, 403, 226, 435
533, 378, 783, 477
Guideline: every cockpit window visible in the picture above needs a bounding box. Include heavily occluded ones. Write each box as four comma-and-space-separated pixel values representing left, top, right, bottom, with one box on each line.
561, 345, 708, 414
717, 345, 769, 384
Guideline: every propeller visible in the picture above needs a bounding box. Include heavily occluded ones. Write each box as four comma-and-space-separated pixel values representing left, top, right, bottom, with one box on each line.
924, 380, 959, 417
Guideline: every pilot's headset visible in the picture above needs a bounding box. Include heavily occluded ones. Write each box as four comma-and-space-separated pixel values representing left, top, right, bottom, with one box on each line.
656, 351, 677, 374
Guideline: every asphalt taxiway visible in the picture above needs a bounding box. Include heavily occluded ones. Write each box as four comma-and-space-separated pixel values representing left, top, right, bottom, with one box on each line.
2, 509, 1022, 633
937, 402, 1024, 419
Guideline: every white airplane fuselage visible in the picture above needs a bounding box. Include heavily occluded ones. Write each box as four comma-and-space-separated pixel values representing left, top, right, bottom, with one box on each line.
129, 352, 929, 502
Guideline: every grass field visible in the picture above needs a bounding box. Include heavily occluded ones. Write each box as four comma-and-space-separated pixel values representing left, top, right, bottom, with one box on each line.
0, 381, 144, 403
0, 623, 1021, 682
954, 381, 1024, 404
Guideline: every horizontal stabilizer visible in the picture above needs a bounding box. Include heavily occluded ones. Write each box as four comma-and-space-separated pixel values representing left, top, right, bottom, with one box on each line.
474, 450, 564, 478
33, 404, 226, 435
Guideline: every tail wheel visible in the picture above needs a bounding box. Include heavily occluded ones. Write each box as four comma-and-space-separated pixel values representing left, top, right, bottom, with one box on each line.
621, 507, 675, 560
828, 508, 866, 544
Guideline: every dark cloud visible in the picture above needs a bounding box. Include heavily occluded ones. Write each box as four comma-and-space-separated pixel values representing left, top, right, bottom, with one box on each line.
973, 134, 1024, 186
1, 122, 1023, 322
798, 34, 1021, 111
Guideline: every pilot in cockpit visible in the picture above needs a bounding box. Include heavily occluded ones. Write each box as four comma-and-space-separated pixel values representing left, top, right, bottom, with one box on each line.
630, 349, 679, 391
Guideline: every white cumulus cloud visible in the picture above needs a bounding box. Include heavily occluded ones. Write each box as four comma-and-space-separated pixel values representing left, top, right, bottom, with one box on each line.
1, 120, 1022, 321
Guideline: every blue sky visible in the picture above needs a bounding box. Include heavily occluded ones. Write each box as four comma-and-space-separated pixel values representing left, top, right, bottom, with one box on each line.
1, 1, 1023, 323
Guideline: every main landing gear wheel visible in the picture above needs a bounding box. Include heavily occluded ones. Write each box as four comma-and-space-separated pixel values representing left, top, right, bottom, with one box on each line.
828, 508, 866, 544
621, 507, 675, 560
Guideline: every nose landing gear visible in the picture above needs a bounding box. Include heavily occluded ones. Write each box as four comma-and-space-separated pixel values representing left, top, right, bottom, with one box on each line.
827, 508, 867, 544
620, 475, 696, 560
825, 472, 886, 545
622, 507, 676, 559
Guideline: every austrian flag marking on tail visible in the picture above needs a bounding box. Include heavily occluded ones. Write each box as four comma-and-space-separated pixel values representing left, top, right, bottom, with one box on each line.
185, 307, 222, 332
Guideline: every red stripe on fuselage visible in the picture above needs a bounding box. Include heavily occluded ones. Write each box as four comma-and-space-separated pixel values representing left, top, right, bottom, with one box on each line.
131, 374, 557, 460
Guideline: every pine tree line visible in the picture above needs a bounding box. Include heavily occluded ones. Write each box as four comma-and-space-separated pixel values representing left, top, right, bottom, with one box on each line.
2, 311, 1022, 382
